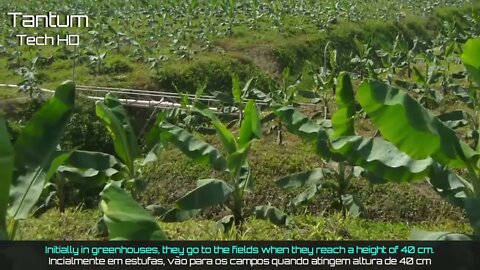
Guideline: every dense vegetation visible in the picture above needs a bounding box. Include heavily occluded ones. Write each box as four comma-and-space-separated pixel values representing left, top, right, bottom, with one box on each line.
1, 0, 480, 240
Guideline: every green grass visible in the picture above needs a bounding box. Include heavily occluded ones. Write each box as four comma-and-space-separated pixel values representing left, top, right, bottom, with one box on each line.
139, 132, 464, 224
0, 87, 18, 99
0, 58, 22, 83
15, 208, 470, 240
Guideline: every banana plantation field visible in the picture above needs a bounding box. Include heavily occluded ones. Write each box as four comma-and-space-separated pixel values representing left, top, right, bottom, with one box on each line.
1, 0, 480, 241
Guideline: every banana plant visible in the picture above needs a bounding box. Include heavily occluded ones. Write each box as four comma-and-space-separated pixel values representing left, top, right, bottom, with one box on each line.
0, 81, 76, 240
252, 67, 302, 145
162, 83, 214, 135
87, 26, 109, 76
87, 51, 107, 76
149, 100, 289, 232
350, 37, 374, 80
33, 150, 122, 216
274, 73, 365, 217
302, 44, 339, 119
16, 57, 43, 99
410, 50, 445, 109
106, 23, 131, 53
396, 36, 419, 78
224, 0, 237, 35
460, 38, 480, 151
94, 93, 169, 240
96, 93, 143, 193
375, 33, 406, 85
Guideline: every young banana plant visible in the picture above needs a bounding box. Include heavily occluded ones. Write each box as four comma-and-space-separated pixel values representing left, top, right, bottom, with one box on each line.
95, 93, 144, 192
252, 67, 302, 145
148, 99, 290, 233
411, 49, 445, 109
350, 37, 374, 80
33, 149, 122, 216
0, 81, 76, 240
376, 33, 405, 85
397, 36, 418, 78
274, 72, 364, 218
94, 93, 169, 240
162, 83, 214, 135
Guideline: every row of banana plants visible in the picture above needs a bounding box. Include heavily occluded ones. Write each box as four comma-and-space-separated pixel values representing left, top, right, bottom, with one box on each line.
1, 37, 478, 240
108, 37, 480, 240
274, 37, 480, 240
0, 82, 288, 240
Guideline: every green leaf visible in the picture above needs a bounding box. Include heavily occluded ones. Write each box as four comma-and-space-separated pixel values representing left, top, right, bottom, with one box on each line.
276, 168, 329, 189
332, 72, 356, 138
253, 205, 290, 226
297, 90, 320, 99
194, 102, 238, 155
324, 136, 434, 182
159, 123, 227, 171
45, 151, 73, 181
213, 119, 237, 154
195, 83, 206, 100
161, 208, 202, 222
142, 146, 161, 166
291, 185, 318, 207
9, 81, 75, 222
0, 117, 14, 240
146, 204, 169, 217
227, 142, 252, 179
461, 38, 480, 85
212, 91, 234, 105
13, 81, 75, 167
437, 110, 469, 129
231, 74, 242, 103
412, 66, 426, 84
238, 164, 253, 192
57, 150, 120, 184
214, 215, 235, 233
429, 165, 472, 208
274, 106, 328, 142
462, 198, 480, 233
100, 184, 167, 240
238, 100, 262, 147
282, 67, 291, 81
64, 150, 119, 171
96, 93, 138, 172
261, 112, 277, 124
357, 80, 477, 168
145, 112, 166, 152
409, 230, 472, 240
242, 78, 255, 98
427, 70, 442, 85
175, 179, 233, 210
252, 89, 271, 103
341, 194, 362, 218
